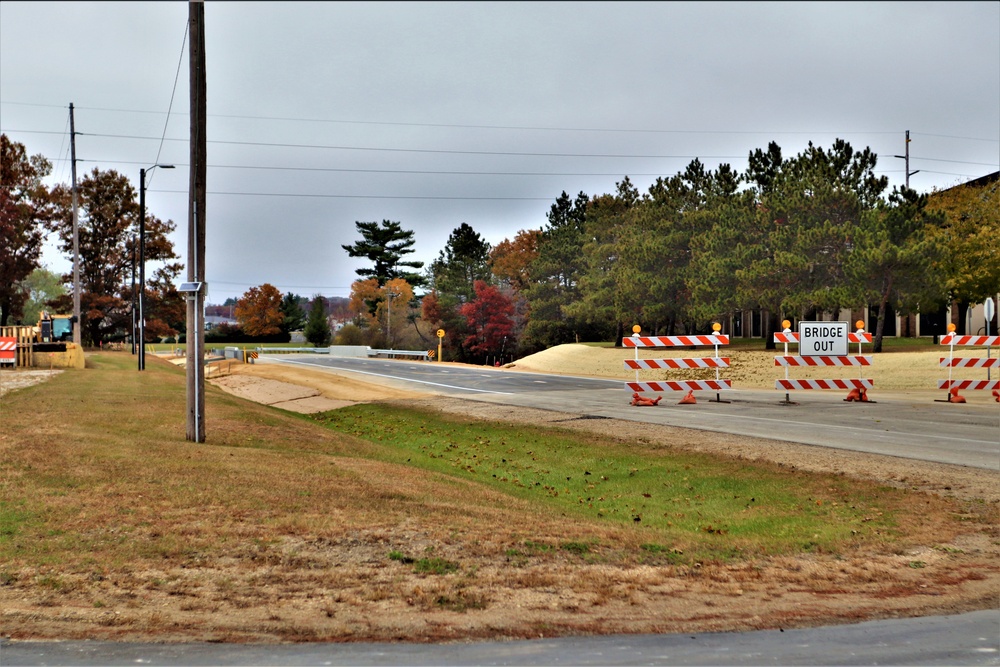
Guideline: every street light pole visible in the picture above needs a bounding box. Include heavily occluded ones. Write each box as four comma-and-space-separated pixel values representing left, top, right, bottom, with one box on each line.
131, 234, 137, 355
139, 164, 174, 371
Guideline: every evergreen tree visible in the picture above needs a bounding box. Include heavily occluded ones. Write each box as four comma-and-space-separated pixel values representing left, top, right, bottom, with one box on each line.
521, 191, 590, 351
428, 222, 492, 303
342, 220, 425, 288
304, 295, 332, 347
279, 292, 307, 334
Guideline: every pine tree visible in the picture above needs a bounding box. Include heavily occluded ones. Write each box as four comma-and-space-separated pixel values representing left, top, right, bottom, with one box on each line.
304, 295, 332, 347
341, 220, 425, 287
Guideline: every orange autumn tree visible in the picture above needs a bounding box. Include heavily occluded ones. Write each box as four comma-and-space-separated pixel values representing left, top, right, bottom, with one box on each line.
235, 283, 284, 336
488, 228, 541, 293
349, 277, 413, 345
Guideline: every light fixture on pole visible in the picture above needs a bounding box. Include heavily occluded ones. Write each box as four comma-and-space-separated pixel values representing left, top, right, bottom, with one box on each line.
139, 164, 174, 371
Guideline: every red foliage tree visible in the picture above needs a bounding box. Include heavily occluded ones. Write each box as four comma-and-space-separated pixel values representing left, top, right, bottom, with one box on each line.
0, 135, 52, 325
459, 280, 515, 359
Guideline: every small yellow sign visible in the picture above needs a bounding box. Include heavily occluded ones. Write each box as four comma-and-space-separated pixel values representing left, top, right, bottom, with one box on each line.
437, 329, 445, 338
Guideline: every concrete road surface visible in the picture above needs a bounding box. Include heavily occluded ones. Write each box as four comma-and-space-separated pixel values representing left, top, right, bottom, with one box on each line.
3, 608, 998, 666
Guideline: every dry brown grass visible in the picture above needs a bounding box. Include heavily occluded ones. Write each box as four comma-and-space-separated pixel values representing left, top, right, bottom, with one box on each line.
0, 351, 997, 643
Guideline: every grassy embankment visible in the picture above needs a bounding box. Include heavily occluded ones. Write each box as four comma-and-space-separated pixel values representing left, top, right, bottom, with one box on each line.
0, 351, 970, 581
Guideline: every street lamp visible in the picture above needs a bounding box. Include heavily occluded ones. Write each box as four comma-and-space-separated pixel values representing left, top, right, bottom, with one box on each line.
131, 234, 137, 355
139, 163, 174, 371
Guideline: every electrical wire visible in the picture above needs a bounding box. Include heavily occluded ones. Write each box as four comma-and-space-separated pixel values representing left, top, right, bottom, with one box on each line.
148, 20, 189, 186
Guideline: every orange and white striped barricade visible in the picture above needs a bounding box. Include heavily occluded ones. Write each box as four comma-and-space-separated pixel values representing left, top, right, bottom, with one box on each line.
623, 324, 731, 405
773, 320, 874, 405
0, 337, 16, 367
937, 324, 999, 403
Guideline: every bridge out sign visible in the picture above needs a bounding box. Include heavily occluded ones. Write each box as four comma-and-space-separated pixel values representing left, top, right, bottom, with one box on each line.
799, 321, 848, 356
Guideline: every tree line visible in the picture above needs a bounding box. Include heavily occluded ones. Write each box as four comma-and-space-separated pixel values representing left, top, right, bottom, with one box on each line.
333, 140, 997, 358
3, 133, 996, 358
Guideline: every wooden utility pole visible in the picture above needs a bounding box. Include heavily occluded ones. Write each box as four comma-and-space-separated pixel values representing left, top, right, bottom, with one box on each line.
69, 103, 81, 346
186, 0, 207, 442
903, 130, 911, 189
894, 130, 919, 190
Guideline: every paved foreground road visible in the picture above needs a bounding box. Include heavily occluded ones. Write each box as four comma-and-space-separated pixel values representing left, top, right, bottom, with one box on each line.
3, 609, 998, 666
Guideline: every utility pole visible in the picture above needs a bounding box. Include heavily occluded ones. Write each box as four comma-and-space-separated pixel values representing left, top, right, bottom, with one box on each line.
69, 103, 81, 346
894, 130, 920, 189
138, 164, 173, 371
139, 168, 147, 370
186, 0, 207, 442
131, 235, 137, 355
386, 287, 393, 349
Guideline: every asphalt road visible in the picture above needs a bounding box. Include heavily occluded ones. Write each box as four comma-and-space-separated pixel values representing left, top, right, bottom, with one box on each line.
3, 609, 998, 666
264, 355, 1000, 470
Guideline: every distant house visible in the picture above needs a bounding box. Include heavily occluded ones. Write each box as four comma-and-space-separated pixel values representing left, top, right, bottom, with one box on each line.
204, 315, 238, 331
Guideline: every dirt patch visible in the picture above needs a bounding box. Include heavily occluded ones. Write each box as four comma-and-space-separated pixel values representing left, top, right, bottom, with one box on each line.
0, 369, 62, 397
207, 359, 428, 412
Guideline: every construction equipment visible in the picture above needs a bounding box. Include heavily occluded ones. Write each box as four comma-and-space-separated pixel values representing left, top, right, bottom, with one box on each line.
0, 312, 83, 369
34, 311, 76, 352
32, 312, 84, 368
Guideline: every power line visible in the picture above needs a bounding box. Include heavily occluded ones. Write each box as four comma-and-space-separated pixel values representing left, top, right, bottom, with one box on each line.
149, 20, 189, 183
6, 101, 997, 147
911, 132, 1000, 143
0, 101, 926, 138
155, 189, 554, 201
7, 128, 996, 168
75, 159, 704, 178
76, 132, 758, 160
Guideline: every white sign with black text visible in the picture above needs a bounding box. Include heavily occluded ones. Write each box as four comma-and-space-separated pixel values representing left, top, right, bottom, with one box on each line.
798, 321, 848, 357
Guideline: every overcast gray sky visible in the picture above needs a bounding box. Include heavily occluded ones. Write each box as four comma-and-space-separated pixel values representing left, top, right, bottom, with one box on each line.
2, 1, 998, 303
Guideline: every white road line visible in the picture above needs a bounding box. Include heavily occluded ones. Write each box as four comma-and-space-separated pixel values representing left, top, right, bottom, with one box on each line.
267, 357, 513, 394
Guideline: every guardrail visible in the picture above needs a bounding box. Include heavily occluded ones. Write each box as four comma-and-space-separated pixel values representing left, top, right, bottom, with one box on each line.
369, 349, 431, 360
252, 346, 431, 360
